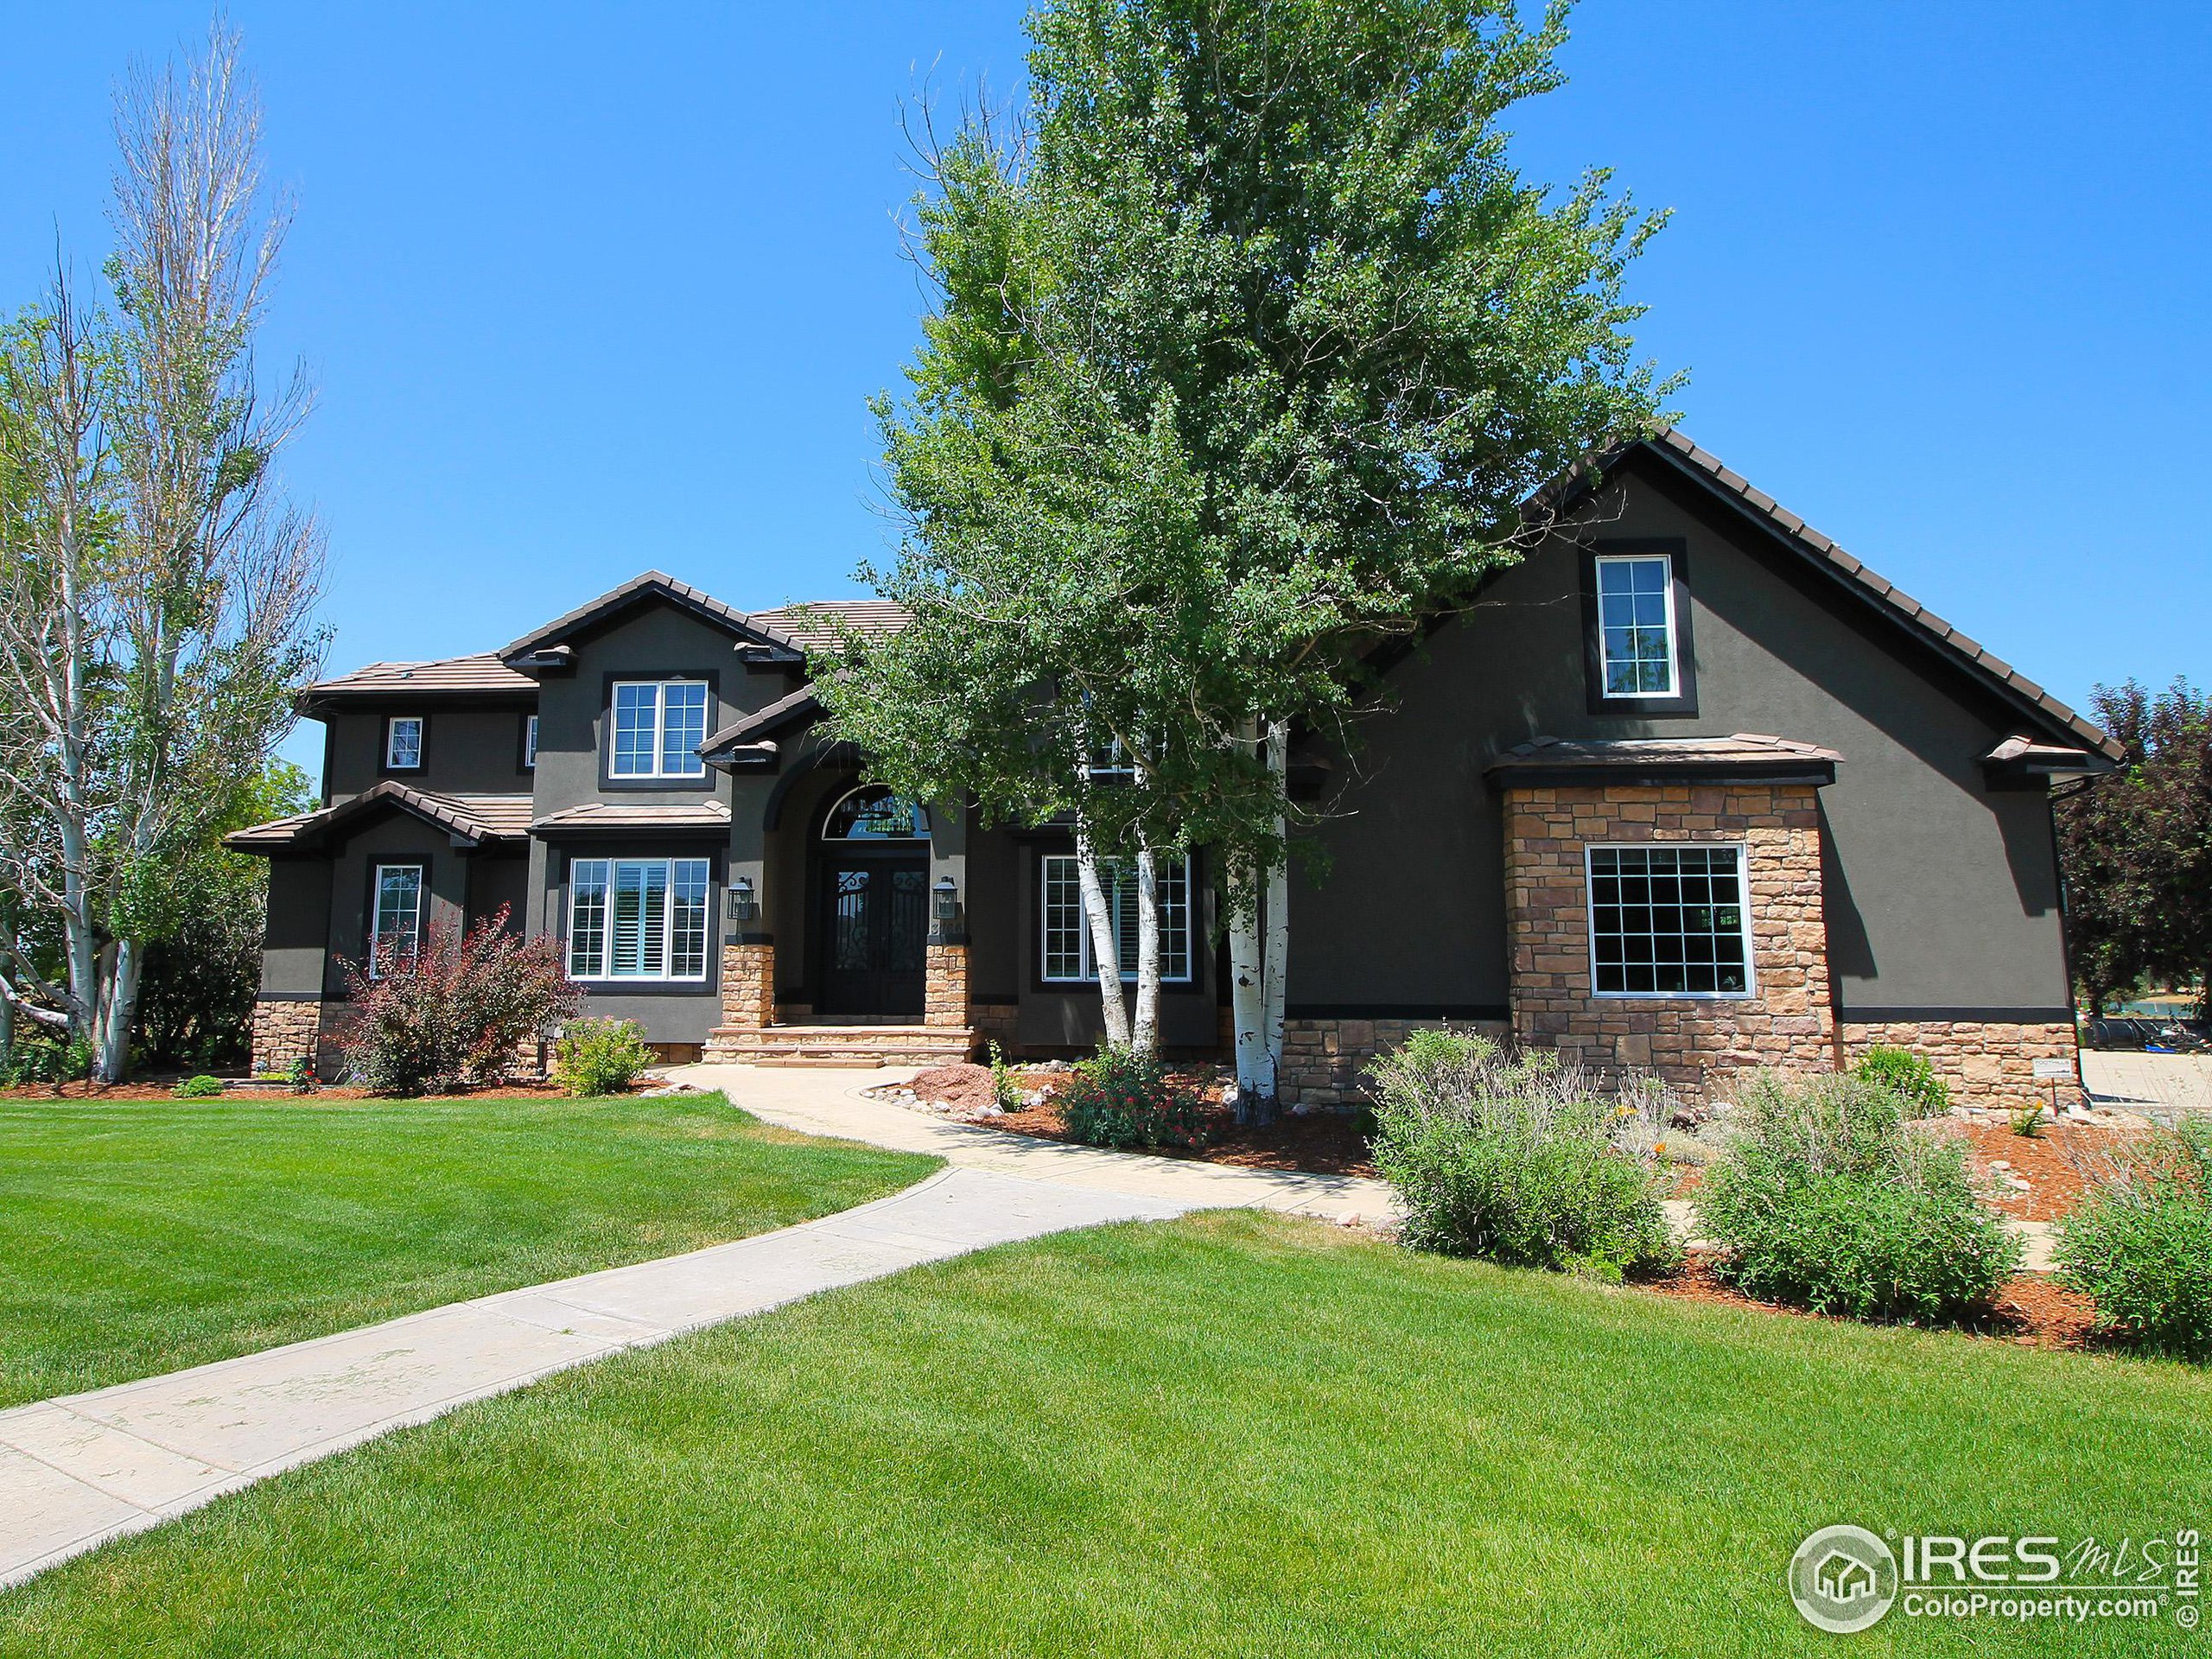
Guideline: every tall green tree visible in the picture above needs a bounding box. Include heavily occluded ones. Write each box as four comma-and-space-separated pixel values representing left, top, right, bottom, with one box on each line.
2060, 679, 2212, 1018
0, 26, 326, 1081
832, 0, 1672, 1102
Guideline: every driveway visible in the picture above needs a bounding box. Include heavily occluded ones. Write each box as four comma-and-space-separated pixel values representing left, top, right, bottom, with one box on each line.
2079, 1050, 2212, 1120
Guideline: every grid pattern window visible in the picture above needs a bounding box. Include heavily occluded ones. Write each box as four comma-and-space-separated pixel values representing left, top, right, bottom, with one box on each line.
568, 858, 711, 980
369, 863, 423, 971
1594, 555, 1677, 697
523, 715, 538, 769
609, 682, 709, 778
1586, 844, 1751, 997
385, 716, 423, 770
1040, 855, 1192, 983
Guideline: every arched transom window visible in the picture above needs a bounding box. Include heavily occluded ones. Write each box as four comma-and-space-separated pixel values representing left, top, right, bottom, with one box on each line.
823, 785, 930, 842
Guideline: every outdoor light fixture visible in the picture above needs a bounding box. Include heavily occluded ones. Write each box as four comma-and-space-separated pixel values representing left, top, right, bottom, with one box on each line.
728, 874, 757, 922
933, 874, 959, 924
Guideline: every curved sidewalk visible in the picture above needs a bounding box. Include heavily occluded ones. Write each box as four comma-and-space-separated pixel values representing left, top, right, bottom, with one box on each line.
0, 1067, 1389, 1591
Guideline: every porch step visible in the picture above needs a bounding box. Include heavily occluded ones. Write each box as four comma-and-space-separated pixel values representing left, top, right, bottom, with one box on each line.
703, 1023, 979, 1068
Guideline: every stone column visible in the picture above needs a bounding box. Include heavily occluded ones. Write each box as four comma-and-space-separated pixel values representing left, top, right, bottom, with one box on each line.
925, 943, 969, 1028
720, 940, 775, 1032
250, 997, 321, 1076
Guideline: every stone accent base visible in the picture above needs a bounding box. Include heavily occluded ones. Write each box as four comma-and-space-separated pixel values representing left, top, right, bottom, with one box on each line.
719, 941, 775, 1030
972, 998, 1018, 1052
250, 998, 321, 1076
1504, 781, 1834, 1104
1841, 1021, 2081, 1113
1279, 1017, 1510, 1109
925, 944, 970, 1028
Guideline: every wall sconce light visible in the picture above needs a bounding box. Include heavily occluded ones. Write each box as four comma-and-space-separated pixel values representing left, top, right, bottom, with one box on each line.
728, 874, 757, 922
933, 874, 959, 924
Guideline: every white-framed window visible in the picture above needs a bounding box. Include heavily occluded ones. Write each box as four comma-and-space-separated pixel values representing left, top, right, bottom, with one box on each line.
1586, 842, 1752, 998
369, 862, 424, 972
1040, 854, 1192, 983
609, 682, 709, 778
523, 714, 539, 769
1594, 554, 1678, 698
385, 715, 424, 770
568, 857, 710, 980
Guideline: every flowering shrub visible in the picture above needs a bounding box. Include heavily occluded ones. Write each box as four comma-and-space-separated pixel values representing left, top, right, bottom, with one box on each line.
2056, 1118, 2212, 1360
1695, 1071, 2018, 1322
1366, 1029, 1678, 1281
335, 906, 582, 1096
1056, 1046, 1205, 1149
552, 1019, 655, 1097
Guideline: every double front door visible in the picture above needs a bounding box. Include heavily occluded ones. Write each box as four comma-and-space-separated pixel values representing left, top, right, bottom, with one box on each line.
818, 856, 927, 1017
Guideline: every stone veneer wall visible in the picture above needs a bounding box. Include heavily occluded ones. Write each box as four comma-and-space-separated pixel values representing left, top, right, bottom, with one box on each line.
925, 944, 970, 1028
1278, 1017, 1510, 1109
1840, 1020, 2081, 1112
250, 997, 320, 1076
1503, 781, 1833, 1104
971, 998, 1018, 1050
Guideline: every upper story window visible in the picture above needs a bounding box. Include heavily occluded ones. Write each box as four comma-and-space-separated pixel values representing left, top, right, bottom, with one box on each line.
1586, 843, 1751, 999
522, 715, 539, 770
1086, 736, 1135, 779
1040, 854, 1192, 983
610, 681, 709, 779
1594, 554, 1678, 698
369, 862, 424, 973
385, 715, 423, 771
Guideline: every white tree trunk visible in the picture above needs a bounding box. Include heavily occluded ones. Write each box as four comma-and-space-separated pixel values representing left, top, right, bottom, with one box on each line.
1259, 720, 1290, 1111
1226, 858, 1264, 1118
95, 937, 142, 1083
1130, 841, 1161, 1054
1073, 814, 1130, 1048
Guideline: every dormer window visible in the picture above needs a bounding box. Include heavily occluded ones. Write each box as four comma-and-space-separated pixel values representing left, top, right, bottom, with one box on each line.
385, 715, 423, 771
610, 682, 709, 779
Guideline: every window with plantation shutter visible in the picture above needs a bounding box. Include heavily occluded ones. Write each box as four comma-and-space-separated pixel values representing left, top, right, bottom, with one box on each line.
1039, 855, 1192, 983
567, 857, 709, 981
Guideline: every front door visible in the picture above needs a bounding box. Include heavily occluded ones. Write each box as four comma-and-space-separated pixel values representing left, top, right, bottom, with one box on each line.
818, 857, 928, 1017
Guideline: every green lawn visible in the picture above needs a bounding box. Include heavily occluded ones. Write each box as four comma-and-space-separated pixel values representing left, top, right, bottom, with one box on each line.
4, 1211, 2204, 1657
0, 1092, 938, 1406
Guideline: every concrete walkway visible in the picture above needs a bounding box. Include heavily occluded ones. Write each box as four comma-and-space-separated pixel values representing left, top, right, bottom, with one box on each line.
0, 1067, 1391, 1590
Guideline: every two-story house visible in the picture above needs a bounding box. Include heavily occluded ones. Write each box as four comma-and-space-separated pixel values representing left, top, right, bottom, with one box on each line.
231, 431, 2118, 1108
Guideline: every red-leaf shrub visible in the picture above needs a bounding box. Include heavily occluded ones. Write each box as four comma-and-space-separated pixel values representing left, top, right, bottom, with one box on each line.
335, 906, 582, 1096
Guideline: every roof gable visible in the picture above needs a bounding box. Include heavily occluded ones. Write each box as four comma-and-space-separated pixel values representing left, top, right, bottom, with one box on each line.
498, 571, 806, 666
1545, 432, 2120, 764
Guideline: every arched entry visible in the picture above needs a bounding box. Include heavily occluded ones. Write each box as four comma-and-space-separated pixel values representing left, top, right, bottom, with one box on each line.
814, 785, 930, 1017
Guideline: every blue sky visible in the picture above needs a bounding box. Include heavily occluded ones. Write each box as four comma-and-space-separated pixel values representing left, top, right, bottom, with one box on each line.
3, 3, 2207, 786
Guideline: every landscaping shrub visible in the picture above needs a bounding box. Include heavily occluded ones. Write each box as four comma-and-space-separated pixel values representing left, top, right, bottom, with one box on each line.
1056, 1046, 1205, 1149
1695, 1071, 2020, 1321
1853, 1044, 1950, 1118
1366, 1029, 1677, 1281
171, 1074, 226, 1099
3, 1032, 94, 1092
335, 907, 582, 1096
552, 1019, 655, 1097
2055, 1118, 2212, 1360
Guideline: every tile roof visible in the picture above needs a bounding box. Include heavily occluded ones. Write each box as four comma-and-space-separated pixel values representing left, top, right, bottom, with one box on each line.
1557, 431, 2121, 765
528, 801, 734, 834
747, 600, 913, 653
699, 683, 824, 759
226, 782, 535, 851
1486, 733, 1843, 785
298, 654, 537, 700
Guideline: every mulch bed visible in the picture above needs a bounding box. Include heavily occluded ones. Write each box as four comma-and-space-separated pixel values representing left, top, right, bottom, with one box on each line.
1643, 1253, 2102, 1351
897, 1062, 1380, 1178
1936, 1116, 2139, 1223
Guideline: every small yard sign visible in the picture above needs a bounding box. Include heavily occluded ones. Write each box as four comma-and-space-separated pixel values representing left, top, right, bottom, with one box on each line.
2031, 1058, 2075, 1080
